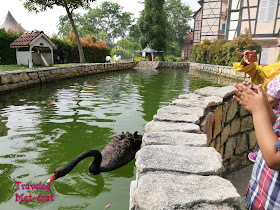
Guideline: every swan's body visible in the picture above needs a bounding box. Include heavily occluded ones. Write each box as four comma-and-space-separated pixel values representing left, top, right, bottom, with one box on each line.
47, 132, 142, 182
105, 56, 112, 62
113, 55, 121, 62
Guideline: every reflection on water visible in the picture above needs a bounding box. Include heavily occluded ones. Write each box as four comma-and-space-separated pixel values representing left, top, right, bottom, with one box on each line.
0, 68, 240, 209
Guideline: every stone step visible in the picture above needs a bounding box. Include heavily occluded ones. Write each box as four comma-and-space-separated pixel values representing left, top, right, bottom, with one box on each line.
135, 145, 224, 175
153, 112, 201, 124
130, 172, 244, 210
142, 132, 207, 147
157, 105, 205, 117
145, 121, 200, 133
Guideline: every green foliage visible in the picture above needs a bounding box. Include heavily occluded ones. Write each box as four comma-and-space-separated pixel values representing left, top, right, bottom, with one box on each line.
165, 55, 181, 62
139, 0, 167, 51
164, 0, 192, 50
56, 1, 134, 48
191, 31, 262, 66
116, 39, 141, 51
51, 37, 110, 63
133, 55, 145, 61
22, 0, 95, 13
111, 48, 133, 59
0, 29, 21, 65
154, 56, 162, 61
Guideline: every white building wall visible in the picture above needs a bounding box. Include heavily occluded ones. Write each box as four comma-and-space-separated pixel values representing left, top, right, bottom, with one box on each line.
16, 51, 30, 65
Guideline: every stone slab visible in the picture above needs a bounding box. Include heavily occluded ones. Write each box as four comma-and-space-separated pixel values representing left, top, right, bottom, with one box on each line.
130, 172, 243, 210
173, 95, 223, 109
153, 112, 201, 124
145, 121, 200, 133
194, 86, 234, 98
135, 145, 224, 175
157, 105, 204, 117
142, 132, 207, 147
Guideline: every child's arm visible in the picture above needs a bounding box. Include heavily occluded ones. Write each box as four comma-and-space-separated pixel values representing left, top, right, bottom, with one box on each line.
233, 84, 280, 170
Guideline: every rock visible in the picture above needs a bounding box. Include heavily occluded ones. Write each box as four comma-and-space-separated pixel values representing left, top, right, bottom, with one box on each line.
135, 145, 224, 175
130, 172, 243, 210
142, 132, 207, 146
157, 105, 204, 117
153, 112, 201, 124
194, 86, 234, 98
145, 121, 200, 133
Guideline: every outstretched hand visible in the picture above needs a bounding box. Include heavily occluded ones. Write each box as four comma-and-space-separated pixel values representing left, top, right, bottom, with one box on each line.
233, 83, 268, 114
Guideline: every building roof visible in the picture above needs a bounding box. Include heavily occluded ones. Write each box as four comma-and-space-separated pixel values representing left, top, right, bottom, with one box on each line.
10, 30, 57, 49
0, 11, 26, 32
141, 45, 164, 53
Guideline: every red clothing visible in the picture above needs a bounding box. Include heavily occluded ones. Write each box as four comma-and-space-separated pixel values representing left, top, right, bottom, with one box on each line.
148, 56, 152, 61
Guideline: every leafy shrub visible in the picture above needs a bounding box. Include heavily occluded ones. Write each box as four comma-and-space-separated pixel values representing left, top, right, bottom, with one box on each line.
111, 48, 133, 59
0, 29, 21, 64
153, 56, 162, 61
191, 30, 262, 66
165, 55, 181, 62
52, 32, 110, 63
133, 55, 145, 61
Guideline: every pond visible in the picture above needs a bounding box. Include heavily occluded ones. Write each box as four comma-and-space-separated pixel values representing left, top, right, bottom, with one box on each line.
0, 68, 240, 210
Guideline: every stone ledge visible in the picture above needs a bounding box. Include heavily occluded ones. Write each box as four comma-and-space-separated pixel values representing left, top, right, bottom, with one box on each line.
130, 172, 244, 210
135, 145, 224, 175
145, 121, 201, 133
142, 132, 207, 146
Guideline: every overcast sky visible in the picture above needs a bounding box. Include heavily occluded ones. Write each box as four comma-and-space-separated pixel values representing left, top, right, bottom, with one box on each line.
0, 0, 201, 36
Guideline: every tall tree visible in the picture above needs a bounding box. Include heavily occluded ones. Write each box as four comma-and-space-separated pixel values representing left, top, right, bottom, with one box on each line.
57, 1, 134, 48
21, 0, 95, 63
164, 0, 192, 55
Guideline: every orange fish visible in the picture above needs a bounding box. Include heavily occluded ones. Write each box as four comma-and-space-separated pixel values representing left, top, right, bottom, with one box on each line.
47, 102, 52, 106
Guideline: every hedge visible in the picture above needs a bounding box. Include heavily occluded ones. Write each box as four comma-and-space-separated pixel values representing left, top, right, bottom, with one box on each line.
0, 29, 20, 65
0, 29, 110, 65
191, 31, 262, 66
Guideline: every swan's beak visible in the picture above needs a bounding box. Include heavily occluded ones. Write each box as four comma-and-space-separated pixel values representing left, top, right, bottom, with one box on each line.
47, 173, 56, 183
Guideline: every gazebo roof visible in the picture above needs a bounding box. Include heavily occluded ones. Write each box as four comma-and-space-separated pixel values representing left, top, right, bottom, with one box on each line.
10, 30, 57, 49
141, 45, 163, 53
0, 11, 26, 32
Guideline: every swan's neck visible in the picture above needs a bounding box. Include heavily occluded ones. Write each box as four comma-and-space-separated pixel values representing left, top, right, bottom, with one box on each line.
55, 150, 102, 179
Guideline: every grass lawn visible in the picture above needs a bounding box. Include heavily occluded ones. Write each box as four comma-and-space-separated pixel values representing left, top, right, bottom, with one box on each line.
0, 63, 86, 72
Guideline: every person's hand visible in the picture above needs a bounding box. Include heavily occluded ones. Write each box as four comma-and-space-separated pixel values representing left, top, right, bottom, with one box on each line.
233, 84, 268, 114
241, 81, 257, 93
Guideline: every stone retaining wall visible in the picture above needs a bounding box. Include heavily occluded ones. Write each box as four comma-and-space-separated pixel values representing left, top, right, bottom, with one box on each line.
0, 62, 138, 93
134, 61, 188, 70
189, 62, 248, 80
130, 86, 252, 209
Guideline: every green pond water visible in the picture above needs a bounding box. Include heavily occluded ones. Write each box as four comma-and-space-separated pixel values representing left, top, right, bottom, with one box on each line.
0, 68, 240, 210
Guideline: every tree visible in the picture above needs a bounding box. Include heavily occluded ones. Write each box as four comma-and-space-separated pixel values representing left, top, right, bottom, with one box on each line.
164, 0, 192, 55
57, 1, 134, 48
21, 0, 96, 63
139, 0, 167, 51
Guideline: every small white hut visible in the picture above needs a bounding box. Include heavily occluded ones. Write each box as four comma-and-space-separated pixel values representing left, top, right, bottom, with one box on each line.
10, 30, 57, 68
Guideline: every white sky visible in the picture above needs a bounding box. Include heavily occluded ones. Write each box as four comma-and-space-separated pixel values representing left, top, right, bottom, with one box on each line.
0, 0, 201, 36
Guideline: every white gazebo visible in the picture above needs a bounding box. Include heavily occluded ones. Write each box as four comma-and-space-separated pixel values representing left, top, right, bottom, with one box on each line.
141, 45, 164, 61
10, 30, 57, 68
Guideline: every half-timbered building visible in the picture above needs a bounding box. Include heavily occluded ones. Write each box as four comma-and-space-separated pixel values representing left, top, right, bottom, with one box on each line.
185, 0, 280, 64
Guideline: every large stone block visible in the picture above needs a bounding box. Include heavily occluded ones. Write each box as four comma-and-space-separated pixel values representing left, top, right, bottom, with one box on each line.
240, 116, 253, 132
226, 100, 238, 122
157, 105, 204, 117
194, 86, 234, 99
235, 133, 248, 155
230, 117, 241, 136
1, 74, 12, 84
130, 172, 243, 210
145, 121, 200, 133
136, 145, 224, 175
11, 74, 20, 83
224, 136, 237, 160
174, 94, 223, 108
213, 106, 223, 139
201, 112, 215, 145
153, 112, 200, 124
221, 124, 231, 145
142, 132, 207, 146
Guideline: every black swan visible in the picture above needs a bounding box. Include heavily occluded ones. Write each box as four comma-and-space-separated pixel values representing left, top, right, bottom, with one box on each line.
47, 131, 142, 182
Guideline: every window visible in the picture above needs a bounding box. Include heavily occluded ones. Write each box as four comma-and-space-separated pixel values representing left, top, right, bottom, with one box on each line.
258, 0, 277, 22
260, 48, 270, 65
